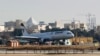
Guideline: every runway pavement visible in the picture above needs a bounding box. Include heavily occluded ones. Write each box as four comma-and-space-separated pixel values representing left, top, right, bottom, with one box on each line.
0, 54, 100, 56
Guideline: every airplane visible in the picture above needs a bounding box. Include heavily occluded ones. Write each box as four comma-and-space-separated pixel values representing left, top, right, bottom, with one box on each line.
15, 23, 74, 44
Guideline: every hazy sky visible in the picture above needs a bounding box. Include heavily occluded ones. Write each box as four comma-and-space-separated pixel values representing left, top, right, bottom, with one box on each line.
0, 0, 100, 25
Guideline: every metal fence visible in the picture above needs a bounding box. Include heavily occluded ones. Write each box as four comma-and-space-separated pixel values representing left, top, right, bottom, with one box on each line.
0, 49, 100, 54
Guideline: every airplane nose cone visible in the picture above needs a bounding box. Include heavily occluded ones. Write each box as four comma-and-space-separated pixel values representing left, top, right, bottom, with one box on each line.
72, 34, 74, 37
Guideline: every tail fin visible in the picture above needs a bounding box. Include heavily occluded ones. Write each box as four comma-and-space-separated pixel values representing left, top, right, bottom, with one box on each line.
20, 23, 29, 36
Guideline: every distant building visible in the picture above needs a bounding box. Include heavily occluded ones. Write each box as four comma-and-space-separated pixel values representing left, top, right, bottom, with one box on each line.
55, 21, 64, 28
39, 21, 45, 25
49, 21, 64, 29
27, 24, 47, 33
48, 23, 56, 28
26, 25, 39, 33
80, 23, 88, 30
64, 21, 88, 30
71, 21, 80, 29
96, 26, 100, 35
39, 25, 47, 31
64, 23, 72, 29
20, 18, 47, 33
4, 19, 25, 32
4, 17, 46, 33
26, 17, 38, 28
0, 25, 5, 32
15, 20, 24, 29
5, 21, 15, 32
25, 17, 47, 33
39, 21, 47, 30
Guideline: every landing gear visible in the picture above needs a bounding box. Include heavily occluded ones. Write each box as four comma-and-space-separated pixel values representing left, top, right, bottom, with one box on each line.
39, 39, 44, 45
52, 39, 65, 45
39, 39, 52, 45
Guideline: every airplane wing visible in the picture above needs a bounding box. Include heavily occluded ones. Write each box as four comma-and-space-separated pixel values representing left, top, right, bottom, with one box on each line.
15, 36, 39, 39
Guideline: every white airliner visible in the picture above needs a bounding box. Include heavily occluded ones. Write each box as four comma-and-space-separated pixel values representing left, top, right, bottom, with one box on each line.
15, 18, 74, 43
16, 28, 74, 43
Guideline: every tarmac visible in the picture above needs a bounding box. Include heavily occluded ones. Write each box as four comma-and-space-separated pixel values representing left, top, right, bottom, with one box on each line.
0, 54, 100, 56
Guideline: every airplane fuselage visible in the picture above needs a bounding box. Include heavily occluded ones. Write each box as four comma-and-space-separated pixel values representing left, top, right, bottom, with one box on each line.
23, 31, 74, 40
16, 30, 74, 44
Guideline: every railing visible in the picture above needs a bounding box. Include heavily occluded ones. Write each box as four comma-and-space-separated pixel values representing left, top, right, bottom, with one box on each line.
0, 49, 99, 54
0, 44, 99, 54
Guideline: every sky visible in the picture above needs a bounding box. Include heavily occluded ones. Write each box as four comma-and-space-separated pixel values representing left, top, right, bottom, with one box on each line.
0, 0, 100, 25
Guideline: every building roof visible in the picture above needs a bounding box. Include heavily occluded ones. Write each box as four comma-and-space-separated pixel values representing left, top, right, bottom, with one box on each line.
26, 17, 38, 26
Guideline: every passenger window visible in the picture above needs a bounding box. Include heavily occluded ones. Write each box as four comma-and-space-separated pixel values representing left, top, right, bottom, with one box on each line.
55, 31, 63, 34
67, 32, 71, 34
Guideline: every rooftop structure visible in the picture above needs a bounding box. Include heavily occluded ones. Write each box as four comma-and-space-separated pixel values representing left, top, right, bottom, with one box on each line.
0, 25, 5, 32
49, 21, 64, 29
5, 21, 15, 32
